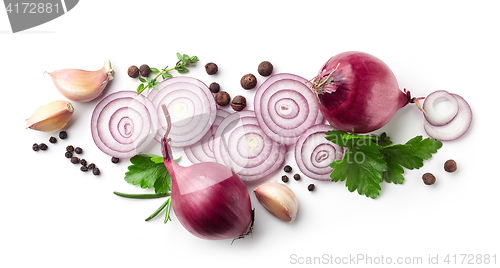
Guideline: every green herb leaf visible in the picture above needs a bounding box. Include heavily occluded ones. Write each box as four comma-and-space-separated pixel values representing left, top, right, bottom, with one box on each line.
177, 67, 188, 73
124, 154, 170, 194
162, 72, 173, 80
138, 77, 147, 83
150, 68, 160, 74
137, 83, 145, 94
176, 52, 183, 61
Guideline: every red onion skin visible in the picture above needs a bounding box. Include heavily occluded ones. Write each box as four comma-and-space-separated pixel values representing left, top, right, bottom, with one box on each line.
314, 51, 411, 133
162, 137, 253, 240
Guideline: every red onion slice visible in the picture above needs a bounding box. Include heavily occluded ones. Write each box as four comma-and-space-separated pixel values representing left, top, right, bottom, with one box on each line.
254, 73, 324, 145
184, 109, 231, 164
424, 94, 472, 141
295, 124, 345, 181
147, 77, 216, 147
213, 110, 286, 182
423, 90, 459, 126
91, 91, 158, 158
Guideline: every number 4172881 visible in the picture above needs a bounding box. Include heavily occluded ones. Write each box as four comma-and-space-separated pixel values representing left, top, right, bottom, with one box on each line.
5, 2, 61, 14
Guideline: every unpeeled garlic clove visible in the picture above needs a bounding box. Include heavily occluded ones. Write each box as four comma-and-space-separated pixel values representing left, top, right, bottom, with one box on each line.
254, 181, 298, 223
26, 100, 74, 132
47, 60, 114, 102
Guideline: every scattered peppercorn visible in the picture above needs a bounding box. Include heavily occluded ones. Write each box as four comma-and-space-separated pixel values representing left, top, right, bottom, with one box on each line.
80, 166, 88, 172
139, 64, 151, 77
75, 147, 83, 154
93, 168, 100, 175
32, 143, 39, 151
422, 173, 436, 185
215, 91, 231, 106
283, 165, 292, 173
231, 95, 247, 111
49, 136, 57, 144
293, 174, 301, 181
209, 82, 220, 93
65, 151, 73, 158
87, 163, 96, 170
308, 184, 315, 191
59, 131, 67, 139
66, 145, 74, 152
111, 157, 120, 164
80, 159, 87, 166
205, 62, 218, 75
258, 61, 273, 77
240, 74, 257, 89
39, 143, 48, 151
70, 157, 80, 164
281, 175, 289, 183
128, 65, 139, 78
444, 159, 457, 173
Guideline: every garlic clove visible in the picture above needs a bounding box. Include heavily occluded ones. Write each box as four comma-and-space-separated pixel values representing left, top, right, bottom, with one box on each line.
26, 100, 74, 132
47, 60, 114, 103
253, 181, 298, 223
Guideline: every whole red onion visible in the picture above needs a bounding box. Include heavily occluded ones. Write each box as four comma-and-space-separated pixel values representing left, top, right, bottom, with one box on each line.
312, 51, 422, 133
161, 105, 253, 240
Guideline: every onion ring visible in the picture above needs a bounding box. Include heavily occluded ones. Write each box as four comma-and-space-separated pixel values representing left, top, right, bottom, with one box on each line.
424, 94, 472, 141
184, 109, 231, 164
147, 77, 216, 147
213, 110, 286, 182
91, 91, 158, 158
254, 73, 324, 145
295, 124, 345, 181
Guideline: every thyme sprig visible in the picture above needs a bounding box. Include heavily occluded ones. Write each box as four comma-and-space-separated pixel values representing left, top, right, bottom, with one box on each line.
136, 53, 199, 95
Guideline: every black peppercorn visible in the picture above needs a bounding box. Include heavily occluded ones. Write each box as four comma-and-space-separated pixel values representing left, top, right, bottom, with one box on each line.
231, 95, 247, 111
308, 184, 315, 191
444, 159, 457, 173
128, 65, 139, 78
80, 159, 87, 166
293, 174, 301, 181
241, 74, 257, 89
422, 173, 436, 185
205, 62, 218, 75
59, 131, 67, 139
39, 143, 48, 151
75, 147, 83, 154
139, 64, 151, 77
283, 165, 292, 173
32, 143, 39, 151
80, 166, 88, 172
65, 151, 73, 158
258, 61, 273, 77
111, 157, 120, 164
209, 82, 220, 93
66, 145, 74, 152
87, 163, 96, 170
49, 136, 57, 144
93, 168, 100, 175
282, 175, 289, 183
215, 91, 231, 106
71, 157, 80, 164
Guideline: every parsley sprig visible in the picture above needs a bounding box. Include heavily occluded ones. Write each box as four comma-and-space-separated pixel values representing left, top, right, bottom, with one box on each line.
113, 153, 180, 223
136, 53, 199, 95
325, 130, 443, 199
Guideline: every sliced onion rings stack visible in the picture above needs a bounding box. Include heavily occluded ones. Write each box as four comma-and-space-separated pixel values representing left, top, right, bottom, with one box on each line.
91, 91, 158, 158
148, 77, 216, 147
213, 110, 286, 182
295, 124, 345, 181
254, 73, 324, 145
184, 109, 231, 163
423, 90, 473, 141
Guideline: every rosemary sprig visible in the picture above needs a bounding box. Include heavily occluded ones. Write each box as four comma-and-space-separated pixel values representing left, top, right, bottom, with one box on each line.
136, 53, 199, 95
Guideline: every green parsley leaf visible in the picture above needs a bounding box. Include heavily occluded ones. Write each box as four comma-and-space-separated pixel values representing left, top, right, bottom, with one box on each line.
124, 154, 180, 194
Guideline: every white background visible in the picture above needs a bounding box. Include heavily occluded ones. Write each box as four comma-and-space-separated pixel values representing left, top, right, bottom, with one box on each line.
1, 1, 498, 267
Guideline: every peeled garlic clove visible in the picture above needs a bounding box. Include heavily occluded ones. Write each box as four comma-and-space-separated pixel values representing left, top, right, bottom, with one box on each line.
47, 60, 114, 102
254, 181, 298, 223
26, 100, 74, 132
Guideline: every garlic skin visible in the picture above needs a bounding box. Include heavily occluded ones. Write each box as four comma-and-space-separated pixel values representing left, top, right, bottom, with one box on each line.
48, 60, 114, 102
26, 100, 74, 132
254, 181, 298, 223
